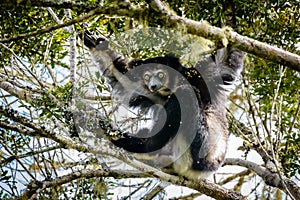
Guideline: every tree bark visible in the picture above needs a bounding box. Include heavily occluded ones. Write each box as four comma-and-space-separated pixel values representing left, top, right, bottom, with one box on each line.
0, 0, 300, 71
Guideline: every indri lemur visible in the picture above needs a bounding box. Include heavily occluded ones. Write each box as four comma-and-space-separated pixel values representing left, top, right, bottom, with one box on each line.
82, 29, 243, 179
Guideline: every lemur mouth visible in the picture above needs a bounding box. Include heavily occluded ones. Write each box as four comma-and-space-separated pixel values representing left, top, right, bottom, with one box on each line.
146, 85, 171, 95
157, 87, 172, 96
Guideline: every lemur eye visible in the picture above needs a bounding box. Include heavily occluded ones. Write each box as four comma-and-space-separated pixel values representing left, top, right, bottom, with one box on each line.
157, 72, 165, 79
144, 74, 150, 81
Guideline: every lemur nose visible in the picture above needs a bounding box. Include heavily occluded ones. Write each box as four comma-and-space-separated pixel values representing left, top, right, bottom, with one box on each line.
150, 85, 157, 91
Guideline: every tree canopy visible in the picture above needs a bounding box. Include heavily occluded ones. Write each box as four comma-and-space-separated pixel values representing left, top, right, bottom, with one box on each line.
0, 0, 299, 199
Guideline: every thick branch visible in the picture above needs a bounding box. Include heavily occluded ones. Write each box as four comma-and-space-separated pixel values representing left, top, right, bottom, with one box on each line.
0, 106, 245, 200
1, 0, 299, 71
148, 0, 300, 71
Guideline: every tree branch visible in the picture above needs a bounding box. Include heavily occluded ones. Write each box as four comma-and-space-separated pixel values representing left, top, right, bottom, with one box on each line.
0, 106, 245, 200
148, 0, 300, 71
0, 9, 99, 43
0, 145, 61, 166
218, 170, 252, 186
0, 81, 34, 102
227, 113, 300, 200
0, 1, 143, 43
225, 158, 300, 199
18, 169, 146, 200
142, 183, 165, 200
1, 0, 299, 71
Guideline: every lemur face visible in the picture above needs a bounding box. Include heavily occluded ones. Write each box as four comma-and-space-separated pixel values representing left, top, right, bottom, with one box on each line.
143, 69, 171, 96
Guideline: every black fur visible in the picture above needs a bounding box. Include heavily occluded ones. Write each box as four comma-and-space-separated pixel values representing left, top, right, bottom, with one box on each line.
112, 93, 181, 153
111, 57, 185, 153
82, 29, 243, 179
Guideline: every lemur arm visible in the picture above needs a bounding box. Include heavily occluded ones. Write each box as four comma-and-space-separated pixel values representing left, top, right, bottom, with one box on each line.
192, 47, 243, 109
183, 47, 244, 173
82, 28, 130, 88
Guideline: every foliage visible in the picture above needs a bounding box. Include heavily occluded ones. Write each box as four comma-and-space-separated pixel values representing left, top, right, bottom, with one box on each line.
0, 0, 299, 199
